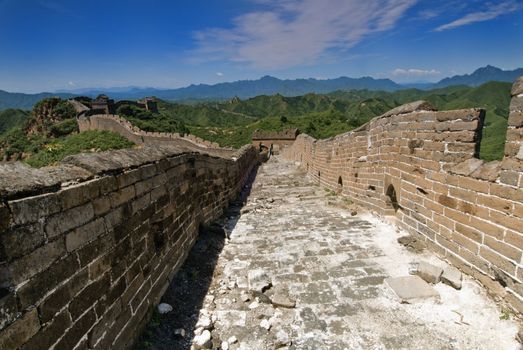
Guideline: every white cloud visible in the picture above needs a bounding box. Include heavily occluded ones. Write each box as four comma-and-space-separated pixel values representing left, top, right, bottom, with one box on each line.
434, 1, 521, 31
216, 72, 224, 77
191, 0, 417, 70
391, 68, 441, 78
67, 81, 76, 87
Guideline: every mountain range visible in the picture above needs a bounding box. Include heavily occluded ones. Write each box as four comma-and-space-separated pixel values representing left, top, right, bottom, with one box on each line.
1, 65, 521, 110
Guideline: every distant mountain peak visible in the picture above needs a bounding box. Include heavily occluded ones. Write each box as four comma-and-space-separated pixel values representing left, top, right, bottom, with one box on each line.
433, 65, 523, 88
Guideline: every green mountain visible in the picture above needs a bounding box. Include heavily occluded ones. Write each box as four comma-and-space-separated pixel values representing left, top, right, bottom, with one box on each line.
160, 82, 511, 160
0, 109, 30, 134
433, 65, 523, 89
0, 82, 512, 164
0, 90, 75, 110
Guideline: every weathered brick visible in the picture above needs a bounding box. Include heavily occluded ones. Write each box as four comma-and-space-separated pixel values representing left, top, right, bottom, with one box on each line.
89, 254, 111, 280
53, 308, 96, 350
8, 193, 61, 226
92, 197, 111, 216
9, 239, 65, 285
66, 218, 107, 252
109, 186, 136, 208
20, 309, 72, 350
452, 232, 479, 254
130, 278, 151, 313
469, 217, 504, 240
58, 180, 100, 210
45, 203, 95, 238
1, 222, 46, 261
505, 230, 523, 250
0, 291, 18, 331
438, 194, 457, 209
455, 223, 483, 243
0, 309, 40, 350
88, 299, 122, 348
122, 272, 145, 306
477, 194, 513, 214
39, 268, 89, 323
484, 236, 522, 262
480, 246, 517, 275
500, 170, 520, 187
69, 273, 110, 320
18, 253, 79, 309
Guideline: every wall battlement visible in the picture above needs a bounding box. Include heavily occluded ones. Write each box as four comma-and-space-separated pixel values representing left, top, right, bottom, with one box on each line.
77, 113, 230, 154
283, 77, 523, 313
0, 144, 258, 349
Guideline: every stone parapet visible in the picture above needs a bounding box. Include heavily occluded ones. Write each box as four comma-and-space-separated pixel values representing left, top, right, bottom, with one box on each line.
0, 144, 258, 350
282, 80, 523, 314
77, 114, 229, 152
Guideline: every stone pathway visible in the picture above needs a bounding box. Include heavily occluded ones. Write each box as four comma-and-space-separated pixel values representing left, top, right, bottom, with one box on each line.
139, 157, 520, 350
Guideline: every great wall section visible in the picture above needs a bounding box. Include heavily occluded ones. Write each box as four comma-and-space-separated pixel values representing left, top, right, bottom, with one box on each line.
0, 141, 258, 349
282, 77, 523, 313
0, 78, 521, 349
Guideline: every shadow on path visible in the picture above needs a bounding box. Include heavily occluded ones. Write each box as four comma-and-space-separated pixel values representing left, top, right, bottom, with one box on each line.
134, 166, 259, 350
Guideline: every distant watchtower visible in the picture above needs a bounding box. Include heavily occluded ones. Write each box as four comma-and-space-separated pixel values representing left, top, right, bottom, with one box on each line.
138, 97, 158, 113
252, 128, 300, 155
91, 94, 115, 114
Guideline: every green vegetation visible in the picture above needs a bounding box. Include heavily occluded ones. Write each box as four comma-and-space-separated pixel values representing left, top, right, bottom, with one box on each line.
0, 98, 134, 166
117, 103, 189, 134
166, 82, 511, 159
25, 131, 134, 167
500, 308, 512, 320
0, 82, 513, 165
0, 109, 29, 134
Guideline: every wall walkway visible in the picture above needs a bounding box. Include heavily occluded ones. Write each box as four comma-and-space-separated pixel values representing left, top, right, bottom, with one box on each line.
283, 78, 523, 313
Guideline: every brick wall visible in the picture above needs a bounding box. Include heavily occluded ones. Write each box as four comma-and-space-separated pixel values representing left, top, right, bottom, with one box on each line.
283, 78, 523, 313
0, 144, 258, 350
78, 114, 227, 152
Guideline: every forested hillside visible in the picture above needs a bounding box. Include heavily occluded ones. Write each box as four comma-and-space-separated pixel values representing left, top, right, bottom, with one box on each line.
0, 82, 513, 164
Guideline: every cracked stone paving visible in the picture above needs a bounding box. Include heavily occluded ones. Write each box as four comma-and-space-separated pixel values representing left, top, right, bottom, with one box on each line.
139, 157, 520, 350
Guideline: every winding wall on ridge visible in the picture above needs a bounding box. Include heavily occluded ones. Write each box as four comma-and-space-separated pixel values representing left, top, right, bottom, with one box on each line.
283, 77, 523, 313
0, 144, 258, 350
77, 114, 234, 157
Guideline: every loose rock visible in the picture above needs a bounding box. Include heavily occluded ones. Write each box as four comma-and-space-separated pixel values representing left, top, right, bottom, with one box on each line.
248, 269, 272, 292
228, 336, 238, 344
416, 262, 443, 284
441, 266, 463, 290
174, 328, 186, 337
157, 303, 173, 314
196, 316, 213, 330
193, 330, 212, 349
240, 292, 251, 302
385, 276, 440, 303
260, 319, 271, 330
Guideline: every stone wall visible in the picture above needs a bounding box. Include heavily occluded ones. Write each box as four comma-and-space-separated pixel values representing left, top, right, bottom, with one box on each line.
282, 78, 523, 313
78, 114, 226, 152
0, 144, 258, 349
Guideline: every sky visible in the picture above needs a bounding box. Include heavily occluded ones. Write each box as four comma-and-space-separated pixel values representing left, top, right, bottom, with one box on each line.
0, 0, 522, 93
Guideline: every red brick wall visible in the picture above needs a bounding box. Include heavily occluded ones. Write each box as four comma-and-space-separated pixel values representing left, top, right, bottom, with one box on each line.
283, 79, 523, 313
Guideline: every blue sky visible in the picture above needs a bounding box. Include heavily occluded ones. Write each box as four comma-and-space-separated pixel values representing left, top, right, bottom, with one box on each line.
0, 0, 522, 92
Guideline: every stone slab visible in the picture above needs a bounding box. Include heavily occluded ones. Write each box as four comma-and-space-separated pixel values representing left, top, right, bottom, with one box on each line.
385, 276, 439, 303
441, 266, 463, 290
416, 262, 443, 284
